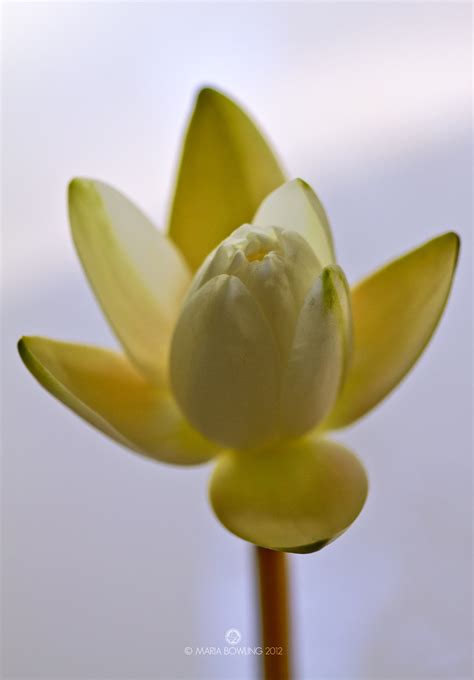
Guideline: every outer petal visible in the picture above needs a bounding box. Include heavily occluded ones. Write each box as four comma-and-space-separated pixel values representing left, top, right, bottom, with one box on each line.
324, 232, 460, 429
280, 266, 352, 438
168, 87, 285, 270
18, 337, 217, 465
69, 178, 191, 382
253, 179, 336, 266
209, 437, 368, 553
169, 275, 280, 449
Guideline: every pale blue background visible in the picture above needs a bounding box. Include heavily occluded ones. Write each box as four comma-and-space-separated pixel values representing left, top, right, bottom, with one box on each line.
2, 2, 472, 679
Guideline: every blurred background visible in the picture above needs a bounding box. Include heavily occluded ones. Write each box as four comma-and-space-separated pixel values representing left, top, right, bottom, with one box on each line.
1, 2, 472, 679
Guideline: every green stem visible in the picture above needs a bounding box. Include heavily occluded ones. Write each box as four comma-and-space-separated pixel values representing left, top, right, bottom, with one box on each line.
256, 546, 292, 680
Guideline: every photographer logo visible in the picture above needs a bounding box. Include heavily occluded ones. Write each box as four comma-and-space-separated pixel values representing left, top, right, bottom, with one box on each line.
225, 628, 241, 645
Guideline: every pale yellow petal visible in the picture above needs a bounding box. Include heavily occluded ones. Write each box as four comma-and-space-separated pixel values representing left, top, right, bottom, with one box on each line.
18, 336, 217, 465
69, 178, 191, 382
325, 232, 460, 429
168, 87, 285, 270
209, 437, 368, 553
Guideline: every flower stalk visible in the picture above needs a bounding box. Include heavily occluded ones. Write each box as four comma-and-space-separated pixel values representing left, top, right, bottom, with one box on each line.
256, 547, 292, 680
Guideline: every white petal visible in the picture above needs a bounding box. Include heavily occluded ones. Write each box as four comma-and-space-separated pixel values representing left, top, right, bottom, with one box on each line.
253, 178, 336, 266
280, 265, 352, 437
170, 275, 280, 449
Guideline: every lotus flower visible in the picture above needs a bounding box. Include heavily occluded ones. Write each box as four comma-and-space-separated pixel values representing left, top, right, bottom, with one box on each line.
18, 87, 459, 553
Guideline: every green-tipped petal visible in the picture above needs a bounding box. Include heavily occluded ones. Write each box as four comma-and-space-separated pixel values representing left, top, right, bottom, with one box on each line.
209, 437, 368, 553
325, 232, 460, 429
281, 265, 352, 437
69, 178, 191, 382
253, 179, 336, 266
168, 87, 285, 270
18, 336, 217, 465
170, 275, 280, 450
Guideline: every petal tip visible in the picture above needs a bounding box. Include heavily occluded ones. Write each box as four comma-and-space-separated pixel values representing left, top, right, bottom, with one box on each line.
293, 177, 310, 190
321, 264, 349, 307
444, 230, 461, 258
68, 177, 92, 201
17, 335, 28, 361
68, 178, 102, 222
17, 335, 48, 385
321, 263, 341, 282
17, 335, 39, 362
195, 85, 230, 109
428, 231, 460, 271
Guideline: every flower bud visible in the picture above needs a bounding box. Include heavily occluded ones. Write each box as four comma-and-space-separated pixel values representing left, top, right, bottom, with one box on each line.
170, 224, 351, 449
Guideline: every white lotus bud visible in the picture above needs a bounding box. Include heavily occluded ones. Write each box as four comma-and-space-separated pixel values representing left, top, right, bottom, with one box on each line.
170, 224, 351, 449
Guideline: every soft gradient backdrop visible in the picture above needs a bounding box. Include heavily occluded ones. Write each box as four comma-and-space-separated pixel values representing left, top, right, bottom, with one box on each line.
2, 2, 472, 679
